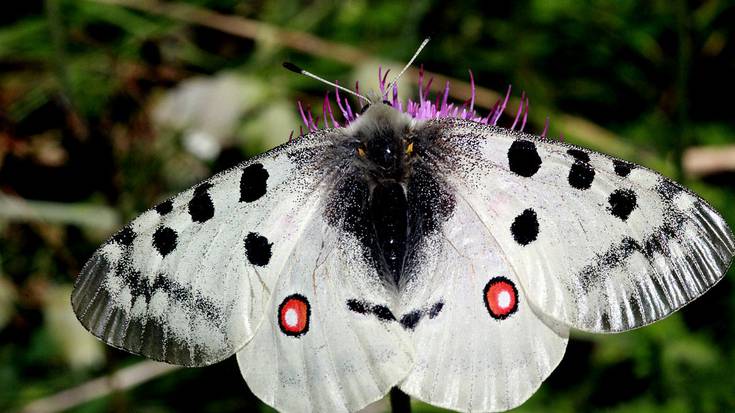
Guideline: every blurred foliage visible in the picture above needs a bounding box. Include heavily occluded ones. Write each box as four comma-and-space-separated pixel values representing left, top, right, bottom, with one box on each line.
1, 0, 734, 412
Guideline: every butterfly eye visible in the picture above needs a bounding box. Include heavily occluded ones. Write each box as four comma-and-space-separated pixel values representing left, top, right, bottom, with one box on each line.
382, 100, 392, 106
359, 104, 371, 114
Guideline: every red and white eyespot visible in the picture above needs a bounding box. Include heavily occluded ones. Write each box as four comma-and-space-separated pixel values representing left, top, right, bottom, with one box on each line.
483, 277, 519, 320
278, 294, 311, 337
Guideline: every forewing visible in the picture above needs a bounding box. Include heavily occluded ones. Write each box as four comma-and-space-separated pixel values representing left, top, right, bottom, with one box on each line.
426, 118, 734, 332
397, 194, 568, 412
236, 209, 413, 413
72, 131, 338, 366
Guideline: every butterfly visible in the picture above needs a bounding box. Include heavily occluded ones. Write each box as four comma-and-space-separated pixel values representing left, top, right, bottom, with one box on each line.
71, 41, 734, 413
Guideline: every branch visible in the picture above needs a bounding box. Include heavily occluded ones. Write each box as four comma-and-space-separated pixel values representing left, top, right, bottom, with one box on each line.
683, 145, 735, 178
19, 361, 180, 413
92, 0, 372, 65
0, 193, 120, 231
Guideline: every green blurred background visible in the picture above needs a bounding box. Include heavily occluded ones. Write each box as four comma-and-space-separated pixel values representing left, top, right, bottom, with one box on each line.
1, 0, 734, 412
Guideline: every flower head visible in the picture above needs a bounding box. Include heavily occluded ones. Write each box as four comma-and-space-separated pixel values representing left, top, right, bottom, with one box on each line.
295, 65, 551, 138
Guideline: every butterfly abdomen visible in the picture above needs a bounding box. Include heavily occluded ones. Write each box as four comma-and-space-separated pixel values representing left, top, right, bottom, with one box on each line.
369, 182, 408, 284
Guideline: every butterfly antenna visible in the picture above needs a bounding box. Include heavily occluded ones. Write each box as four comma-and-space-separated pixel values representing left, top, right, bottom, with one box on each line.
385, 37, 431, 93
282, 62, 371, 104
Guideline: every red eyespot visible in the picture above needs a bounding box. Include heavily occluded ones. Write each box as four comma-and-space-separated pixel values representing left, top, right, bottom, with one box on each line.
278, 294, 311, 337
483, 277, 519, 320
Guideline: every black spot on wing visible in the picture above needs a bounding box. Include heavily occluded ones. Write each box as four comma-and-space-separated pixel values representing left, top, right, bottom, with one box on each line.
567, 149, 590, 163
346, 299, 368, 314
400, 300, 445, 330
613, 160, 633, 177
113, 227, 136, 246
240, 163, 269, 202
372, 305, 396, 322
569, 161, 595, 190
346, 299, 395, 322
399, 310, 422, 330
154, 199, 173, 215
152, 226, 178, 257
511, 208, 539, 246
188, 183, 215, 223
608, 189, 637, 221
508, 139, 542, 177
428, 301, 444, 319
244, 232, 272, 266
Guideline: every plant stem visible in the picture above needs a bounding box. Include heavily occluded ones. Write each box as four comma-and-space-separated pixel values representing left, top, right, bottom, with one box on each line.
20, 361, 179, 413
390, 387, 411, 413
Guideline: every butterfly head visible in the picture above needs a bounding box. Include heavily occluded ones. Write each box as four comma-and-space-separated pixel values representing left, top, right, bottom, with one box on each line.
350, 101, 414, 177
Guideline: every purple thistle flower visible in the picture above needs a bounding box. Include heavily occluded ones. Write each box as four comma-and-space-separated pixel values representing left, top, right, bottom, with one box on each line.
510, 91, 526, 131
295, 66, 552, 138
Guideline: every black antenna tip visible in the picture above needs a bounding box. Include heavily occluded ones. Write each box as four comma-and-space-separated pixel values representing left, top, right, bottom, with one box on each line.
282, 62, 303, 74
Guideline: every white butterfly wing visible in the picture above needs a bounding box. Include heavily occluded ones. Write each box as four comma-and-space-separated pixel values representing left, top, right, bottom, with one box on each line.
237, 204, 413, 413
429, 118, 734, 332
72, 131, 338, 366
397, 194, 568, 412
